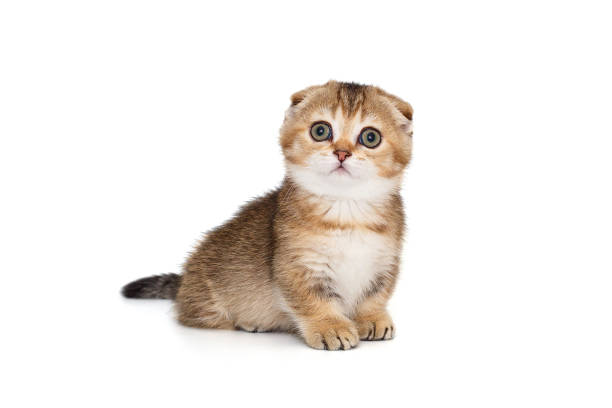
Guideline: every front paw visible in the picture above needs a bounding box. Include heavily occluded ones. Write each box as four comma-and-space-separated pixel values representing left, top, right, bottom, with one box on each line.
303, 319, 359, 351
356, 312, 395, 341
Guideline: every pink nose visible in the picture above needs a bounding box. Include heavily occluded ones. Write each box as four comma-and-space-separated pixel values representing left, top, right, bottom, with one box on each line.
334, 150, 351, 162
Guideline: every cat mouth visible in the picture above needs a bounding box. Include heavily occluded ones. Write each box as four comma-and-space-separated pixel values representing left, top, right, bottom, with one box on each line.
330, 166, 351, 176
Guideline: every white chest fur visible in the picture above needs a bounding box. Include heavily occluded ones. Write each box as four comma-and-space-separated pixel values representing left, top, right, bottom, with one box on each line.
302, 228, 397, 315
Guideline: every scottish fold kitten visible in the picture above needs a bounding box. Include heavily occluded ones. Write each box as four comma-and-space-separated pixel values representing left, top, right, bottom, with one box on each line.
123, 81, 413, 350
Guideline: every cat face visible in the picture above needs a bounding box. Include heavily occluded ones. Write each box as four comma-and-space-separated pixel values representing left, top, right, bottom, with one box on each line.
280, 81, 413, 200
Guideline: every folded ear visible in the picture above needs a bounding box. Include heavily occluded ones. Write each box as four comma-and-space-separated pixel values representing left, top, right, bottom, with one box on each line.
392, 98, 413, 121
377, 89, 413, 121
290, 89, 309, 106
289, 84, 324, 107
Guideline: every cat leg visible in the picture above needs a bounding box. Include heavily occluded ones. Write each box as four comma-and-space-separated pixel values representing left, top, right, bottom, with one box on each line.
297, 301, 359, 350
353, 272, 397, 341
176, 302, 235, 330
353, 296, 395, 341
175, 276, 234, 330
278, 268, 359, 350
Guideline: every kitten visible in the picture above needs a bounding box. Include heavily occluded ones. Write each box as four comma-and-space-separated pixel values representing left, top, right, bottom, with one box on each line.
122, 81, 413, 350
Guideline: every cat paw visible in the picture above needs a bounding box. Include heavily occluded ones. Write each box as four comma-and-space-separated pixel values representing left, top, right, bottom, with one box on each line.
356, 314, 395, 341
303, 320, 359, 350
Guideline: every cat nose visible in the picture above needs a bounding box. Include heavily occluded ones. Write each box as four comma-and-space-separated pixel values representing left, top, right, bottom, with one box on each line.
334, 150, 351, 162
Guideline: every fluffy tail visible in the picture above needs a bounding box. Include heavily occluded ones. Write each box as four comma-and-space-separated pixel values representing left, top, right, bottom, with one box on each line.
121, 273, 181, 300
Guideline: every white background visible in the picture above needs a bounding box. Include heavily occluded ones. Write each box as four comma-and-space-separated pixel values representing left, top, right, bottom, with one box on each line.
1, 1, 610, 407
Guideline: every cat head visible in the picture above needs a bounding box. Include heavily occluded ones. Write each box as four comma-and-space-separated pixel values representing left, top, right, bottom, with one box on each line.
280, 81, 413, 200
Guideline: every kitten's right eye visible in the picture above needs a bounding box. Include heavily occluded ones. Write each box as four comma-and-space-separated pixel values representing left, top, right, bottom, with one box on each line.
310, 122, 332, 142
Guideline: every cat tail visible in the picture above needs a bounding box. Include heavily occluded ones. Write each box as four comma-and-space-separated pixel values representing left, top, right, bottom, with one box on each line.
121, 273, 181, 300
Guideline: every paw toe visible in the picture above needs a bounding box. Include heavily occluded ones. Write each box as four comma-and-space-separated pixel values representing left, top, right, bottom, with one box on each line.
358, 319, 394, 341
305, 324, 359, 351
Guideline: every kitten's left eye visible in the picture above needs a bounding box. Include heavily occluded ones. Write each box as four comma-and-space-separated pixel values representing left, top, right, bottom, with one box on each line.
359, 127, 382, 148
310, 122, 332, 142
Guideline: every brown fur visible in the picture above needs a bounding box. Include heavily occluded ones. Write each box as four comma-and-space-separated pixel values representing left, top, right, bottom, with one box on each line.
122, 81, 414, 350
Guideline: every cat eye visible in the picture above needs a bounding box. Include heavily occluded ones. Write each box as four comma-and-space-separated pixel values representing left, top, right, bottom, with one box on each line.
310, 121, 333, 142
359, 127, 382, 148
